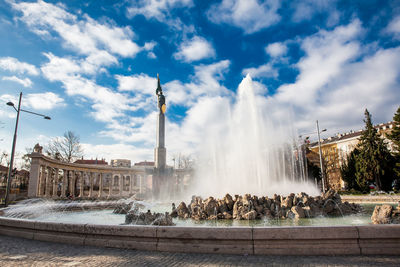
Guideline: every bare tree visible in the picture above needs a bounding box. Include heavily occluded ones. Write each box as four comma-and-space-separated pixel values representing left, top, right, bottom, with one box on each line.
0, 151, 10, 167
21, 147, 33, 170
46, 131, 83, 163
172, 153, 195, 169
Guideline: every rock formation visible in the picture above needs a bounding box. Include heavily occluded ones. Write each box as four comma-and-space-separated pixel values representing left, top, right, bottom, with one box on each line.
125, 210, 174, 226
113, 201, 174, 225
171, 189, 362, 221
371, 203, 400, 224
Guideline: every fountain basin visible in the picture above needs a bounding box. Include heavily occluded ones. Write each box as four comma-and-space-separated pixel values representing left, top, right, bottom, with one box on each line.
1, 216, 400, 255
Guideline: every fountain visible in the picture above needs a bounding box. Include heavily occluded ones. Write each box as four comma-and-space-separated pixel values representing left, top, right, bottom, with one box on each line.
190, 74, 319, 198
1, 75, 400, 256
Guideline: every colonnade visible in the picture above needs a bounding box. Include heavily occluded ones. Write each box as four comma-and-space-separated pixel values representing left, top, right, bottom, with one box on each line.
28, 152, 148, 199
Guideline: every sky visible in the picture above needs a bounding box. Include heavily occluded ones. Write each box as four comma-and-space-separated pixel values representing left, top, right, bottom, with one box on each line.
0, 0, 399, 167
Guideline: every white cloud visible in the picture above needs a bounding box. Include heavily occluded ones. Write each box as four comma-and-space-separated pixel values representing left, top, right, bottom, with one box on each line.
147, 51, 157, 59
25, 92, 65, 110
265, 42, 287, 58
126, 0, 193, 29
116, 73, 157, 95
0, 92, 64, 113
385, 15, 400, 39
2, 76, 33, 87
81, 143, 153, 163
127, 0, 192, 19
291, 0, 340, 27
174, 36, 216, 62
0, 94, 18, 118
275, 20, 362, 107
11, 0, 142, 59
143, 41, 157, 51
242, 63, 277, 79
114, 60, 231, 108
165, 60, 231, 105
263, 19, 400, 133
40, 54, 135, 122
207, 0, 281, 34
0, 57, 39, 75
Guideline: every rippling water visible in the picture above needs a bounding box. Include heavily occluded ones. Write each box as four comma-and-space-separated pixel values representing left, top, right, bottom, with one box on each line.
11, 203, 385, 227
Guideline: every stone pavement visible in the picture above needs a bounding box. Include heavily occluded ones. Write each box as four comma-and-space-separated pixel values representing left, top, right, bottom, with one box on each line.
1, 235, 400, 267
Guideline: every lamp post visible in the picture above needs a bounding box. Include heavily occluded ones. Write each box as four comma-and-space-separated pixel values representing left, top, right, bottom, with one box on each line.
300, 124, 327, 193
4, 92, 51, 206
316, 120, 327, 193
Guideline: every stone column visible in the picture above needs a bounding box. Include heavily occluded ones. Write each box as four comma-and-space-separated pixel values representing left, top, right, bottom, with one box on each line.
79, 171, 84, 198
119, 174, 123, 196
70, 170, 76, 197
98, 173, 103, 198
129, 175, 132, 195
139, 175, 142, 195
37, 165, 43, 196
89, 172, 94, 198
45, 166, 51, 198
52, 168, 59, 198
27, 158, 41, 197
61, 169, 67, 198
108, 174, 113, 198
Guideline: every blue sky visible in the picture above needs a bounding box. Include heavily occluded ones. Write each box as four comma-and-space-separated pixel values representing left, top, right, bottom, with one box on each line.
0, 0, 399, 166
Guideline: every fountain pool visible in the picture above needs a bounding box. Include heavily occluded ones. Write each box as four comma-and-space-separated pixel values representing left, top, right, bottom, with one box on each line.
0, 200, 382, 227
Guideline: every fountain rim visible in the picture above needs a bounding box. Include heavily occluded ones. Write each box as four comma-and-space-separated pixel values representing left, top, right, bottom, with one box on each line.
0, 215, 399, 256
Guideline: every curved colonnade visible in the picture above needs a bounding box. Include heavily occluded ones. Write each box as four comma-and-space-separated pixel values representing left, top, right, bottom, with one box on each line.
28, 152, 149, 199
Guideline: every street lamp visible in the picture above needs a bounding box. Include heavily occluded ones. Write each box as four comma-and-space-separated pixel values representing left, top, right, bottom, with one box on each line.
299, 124, 327, 193
4, 92, 51, 206
316, 120, 327, 193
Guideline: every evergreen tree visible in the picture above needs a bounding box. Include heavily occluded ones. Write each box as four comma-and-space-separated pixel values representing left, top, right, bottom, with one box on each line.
341, 148, 365, 191
356, 109, 395, 191
387, 106, 400, 177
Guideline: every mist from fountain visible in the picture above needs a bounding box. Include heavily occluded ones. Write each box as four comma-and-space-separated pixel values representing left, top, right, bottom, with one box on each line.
188, 74, 320, 198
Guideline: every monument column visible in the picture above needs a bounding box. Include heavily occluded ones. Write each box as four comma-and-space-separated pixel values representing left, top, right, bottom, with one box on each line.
154, 74, 167, 198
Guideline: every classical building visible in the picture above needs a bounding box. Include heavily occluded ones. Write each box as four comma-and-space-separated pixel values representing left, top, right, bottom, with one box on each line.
75, 158, 108, 165
111, 159, 131, 168
309, 121, 394, 190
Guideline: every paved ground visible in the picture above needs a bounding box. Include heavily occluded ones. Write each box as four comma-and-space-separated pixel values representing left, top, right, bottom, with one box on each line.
340, 194, 400, 203
1, 235, 400, 266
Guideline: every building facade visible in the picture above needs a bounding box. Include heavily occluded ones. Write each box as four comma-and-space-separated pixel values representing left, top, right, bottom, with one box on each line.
111, 159, 131, 168
309, 121, 394, 190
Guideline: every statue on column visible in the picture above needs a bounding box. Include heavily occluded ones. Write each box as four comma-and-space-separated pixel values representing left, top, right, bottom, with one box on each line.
156, 73, 166, 114
33, 143, 43, 154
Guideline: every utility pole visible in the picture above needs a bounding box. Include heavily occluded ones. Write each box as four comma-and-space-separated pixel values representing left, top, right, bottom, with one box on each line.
316, 120, 326, 192
5, 93, 22, 206
4, 92, 51, 206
